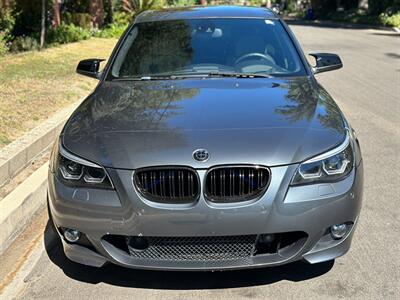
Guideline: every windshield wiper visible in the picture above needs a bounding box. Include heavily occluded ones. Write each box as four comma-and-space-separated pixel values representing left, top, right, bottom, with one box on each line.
207, 72, 272, 78
114, 72, 272, 81
121, 75, 173, 81
115, 74, 205, 81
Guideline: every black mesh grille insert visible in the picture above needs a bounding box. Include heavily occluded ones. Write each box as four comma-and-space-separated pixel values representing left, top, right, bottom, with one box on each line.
205, 166, 270, 202
128, 235, 257, 261
103, 232, 309, 264
134, 167, 200, 203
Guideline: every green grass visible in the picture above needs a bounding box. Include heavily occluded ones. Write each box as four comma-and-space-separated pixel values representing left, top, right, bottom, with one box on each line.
0, 37, 117, 149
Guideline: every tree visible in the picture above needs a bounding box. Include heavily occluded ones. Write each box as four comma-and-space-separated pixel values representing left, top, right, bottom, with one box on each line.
121, 0, 163, 15
53, 0, 61, 27
89, 0, 104, 28
1, 0, 12, 9
13, 0, 52, 37
40, 0, 45, 48
106, 0, 113, 24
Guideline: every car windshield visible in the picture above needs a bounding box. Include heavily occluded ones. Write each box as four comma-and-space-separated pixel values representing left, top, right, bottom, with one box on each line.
111, 18, 305, 79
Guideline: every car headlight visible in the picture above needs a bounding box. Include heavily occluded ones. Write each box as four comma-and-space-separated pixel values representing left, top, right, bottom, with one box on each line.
56, 144, 114, 189
291, 132, 354, 185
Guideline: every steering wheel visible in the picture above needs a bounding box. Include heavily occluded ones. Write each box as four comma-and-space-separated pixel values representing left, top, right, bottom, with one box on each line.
235, 53, 275, 66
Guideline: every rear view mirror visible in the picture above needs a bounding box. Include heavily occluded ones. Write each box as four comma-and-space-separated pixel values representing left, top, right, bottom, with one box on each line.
76, 58, 105, 79
309, 53, 343, 74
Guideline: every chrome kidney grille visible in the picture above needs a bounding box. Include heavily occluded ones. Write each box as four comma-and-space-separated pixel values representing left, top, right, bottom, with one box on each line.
134, 167, 199, 203
205, 166, 270, 202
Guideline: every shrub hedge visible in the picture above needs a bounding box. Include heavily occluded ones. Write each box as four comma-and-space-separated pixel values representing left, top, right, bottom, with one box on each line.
47, 23, 92, 45
0, 32, 9, 56
9, 36, 39, 52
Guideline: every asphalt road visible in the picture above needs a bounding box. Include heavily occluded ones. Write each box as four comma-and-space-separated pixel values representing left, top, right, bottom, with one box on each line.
2, 23, 399, 300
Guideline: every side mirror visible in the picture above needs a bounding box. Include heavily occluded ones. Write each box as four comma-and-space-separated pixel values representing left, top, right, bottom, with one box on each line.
76, 58, 105, 79
309, 53, 342, 74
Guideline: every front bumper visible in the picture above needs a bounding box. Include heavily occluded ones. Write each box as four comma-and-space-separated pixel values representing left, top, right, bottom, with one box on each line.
48, 161, 363, 271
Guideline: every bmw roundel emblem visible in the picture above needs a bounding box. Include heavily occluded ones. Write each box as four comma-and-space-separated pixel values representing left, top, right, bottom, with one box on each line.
193, 149, 210, 162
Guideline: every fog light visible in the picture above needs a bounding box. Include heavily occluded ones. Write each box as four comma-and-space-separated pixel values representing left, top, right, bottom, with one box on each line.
330, 223, 347, 239
128, 236, 149, 251
64, 229, 81, 243
258, 234, 275, 244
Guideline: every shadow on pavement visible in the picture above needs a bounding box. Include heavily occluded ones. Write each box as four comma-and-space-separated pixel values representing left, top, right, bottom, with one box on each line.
371, 32, 400, 37
386, 53, 400, 59
44, 220, 334, 290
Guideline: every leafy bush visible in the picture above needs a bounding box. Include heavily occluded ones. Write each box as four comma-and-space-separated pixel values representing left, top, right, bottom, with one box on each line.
121, 0, 165, 15
94, 23, 128, 38
0, 6, 16, 37
166, 0, 196, 6
0, 32, 9, 56
328, 8, 376, 24
0, 4, 16, 55
113, 11, 133, 26
326, 5, 400, 28
379, 12, 400, 27
9, 36, 39, 52
47, 23, 91, 45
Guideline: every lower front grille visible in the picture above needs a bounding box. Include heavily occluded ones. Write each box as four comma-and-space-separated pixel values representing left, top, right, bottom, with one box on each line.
128, 235, 257, 261
103, 232, 308, 264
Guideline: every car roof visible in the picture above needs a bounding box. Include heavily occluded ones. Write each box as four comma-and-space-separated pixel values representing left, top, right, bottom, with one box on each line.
135, 6, 278, 23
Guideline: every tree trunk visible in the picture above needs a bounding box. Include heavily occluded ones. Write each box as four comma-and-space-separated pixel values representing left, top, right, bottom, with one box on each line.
53, 0, 61, 28
90, 0, 105, 28
108, 0, 113, 24
358, 0, 368, 10
40, 0, 46, 49
2, 0, 11, 9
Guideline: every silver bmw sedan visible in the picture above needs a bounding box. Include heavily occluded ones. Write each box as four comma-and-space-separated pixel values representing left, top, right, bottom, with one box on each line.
48, 6, 363, 271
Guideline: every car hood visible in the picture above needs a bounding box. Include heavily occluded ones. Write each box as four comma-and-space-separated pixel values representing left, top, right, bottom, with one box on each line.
62, 77, 346, 169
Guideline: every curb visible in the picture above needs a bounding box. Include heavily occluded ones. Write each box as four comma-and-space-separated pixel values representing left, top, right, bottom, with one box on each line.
0, 99, 82, 188
0, 163, 48, 255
